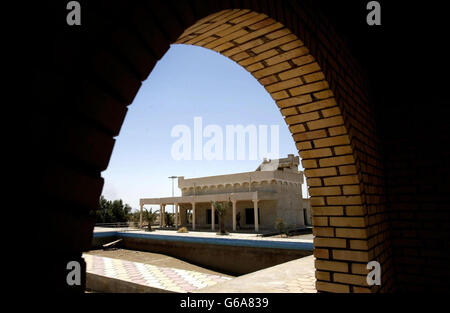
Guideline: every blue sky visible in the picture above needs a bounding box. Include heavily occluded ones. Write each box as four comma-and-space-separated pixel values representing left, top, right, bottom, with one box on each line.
101, 44, 308, 212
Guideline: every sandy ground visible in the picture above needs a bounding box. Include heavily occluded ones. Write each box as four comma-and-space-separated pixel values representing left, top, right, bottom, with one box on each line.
86, 249, 235, 278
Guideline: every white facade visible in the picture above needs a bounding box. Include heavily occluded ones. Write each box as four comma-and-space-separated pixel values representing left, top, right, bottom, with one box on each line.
140, 154, 310, 232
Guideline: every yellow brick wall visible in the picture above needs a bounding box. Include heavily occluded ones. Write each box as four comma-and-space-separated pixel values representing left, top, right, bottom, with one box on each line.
175, 9, 391, 293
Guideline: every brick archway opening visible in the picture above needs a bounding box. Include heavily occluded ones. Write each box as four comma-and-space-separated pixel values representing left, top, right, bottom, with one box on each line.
33, 2, 392, 293
167, 9, 387, 293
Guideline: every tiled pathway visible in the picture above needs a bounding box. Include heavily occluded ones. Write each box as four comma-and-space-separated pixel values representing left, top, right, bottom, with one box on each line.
194, 255, 316, 293
83, 253, 231, 293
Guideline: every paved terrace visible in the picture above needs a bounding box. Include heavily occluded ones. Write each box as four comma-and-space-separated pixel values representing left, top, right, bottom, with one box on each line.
84, 253, 316, 293
84, 254, 232, 293
195, 255, 316, 293
87, 228, 316, 292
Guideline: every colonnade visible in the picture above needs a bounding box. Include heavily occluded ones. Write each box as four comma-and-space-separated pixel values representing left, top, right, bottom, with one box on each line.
140, 199, 259, 231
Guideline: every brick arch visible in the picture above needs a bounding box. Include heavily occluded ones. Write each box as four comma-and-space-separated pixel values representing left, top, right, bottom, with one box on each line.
171, 9, 386, 293
33, 1, 391, 293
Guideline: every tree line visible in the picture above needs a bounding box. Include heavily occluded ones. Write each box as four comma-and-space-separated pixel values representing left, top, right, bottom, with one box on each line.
91, 195, 132, 224
90, 196, 166, 227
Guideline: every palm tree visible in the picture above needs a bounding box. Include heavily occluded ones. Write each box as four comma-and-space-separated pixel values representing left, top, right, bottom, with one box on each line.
212, 200, 231, 235
143, 208, 158, 231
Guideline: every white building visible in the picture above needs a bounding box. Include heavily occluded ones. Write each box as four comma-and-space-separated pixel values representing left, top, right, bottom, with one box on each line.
139, 154, 311, 232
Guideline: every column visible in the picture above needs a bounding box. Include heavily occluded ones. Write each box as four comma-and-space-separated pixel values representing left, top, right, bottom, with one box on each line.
139, 204, 144, 228
232, 200, 237, 231
211, 202, 215, 231
180, 206, 185, 227
253, 199, 259, 232
175, 203, 179, 228
191, 203, 196, 230
159, 204, 164, 227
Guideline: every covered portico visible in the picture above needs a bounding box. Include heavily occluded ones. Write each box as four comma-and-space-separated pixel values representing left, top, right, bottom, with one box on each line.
139, 191, 276, 232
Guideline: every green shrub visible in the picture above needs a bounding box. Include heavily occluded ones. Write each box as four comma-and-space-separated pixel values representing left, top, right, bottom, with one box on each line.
275, 218, 286, 236
212, 200, 231, 235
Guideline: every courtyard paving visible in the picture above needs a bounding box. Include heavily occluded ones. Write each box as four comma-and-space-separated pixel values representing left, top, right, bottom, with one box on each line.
194, 255, 316, 293
89, 228, 316, 293
83, 251, 316, 293
84, 253, 232, 293
87, 249, 234, 277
